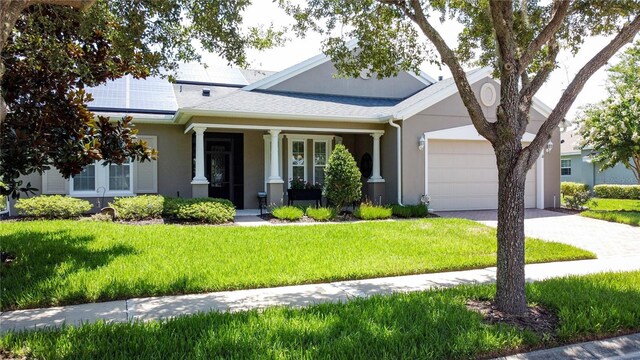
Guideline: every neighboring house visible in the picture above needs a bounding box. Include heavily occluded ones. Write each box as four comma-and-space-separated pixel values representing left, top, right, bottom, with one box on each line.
11, 48, 562, 212
561, 130, 637, 189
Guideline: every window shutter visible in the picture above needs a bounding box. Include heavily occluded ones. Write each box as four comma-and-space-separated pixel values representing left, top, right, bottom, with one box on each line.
136, 135, 158, 194
42, 169, 68, 194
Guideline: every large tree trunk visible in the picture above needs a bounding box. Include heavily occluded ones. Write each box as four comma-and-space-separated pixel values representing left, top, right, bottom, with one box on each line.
494, 143, 528, 314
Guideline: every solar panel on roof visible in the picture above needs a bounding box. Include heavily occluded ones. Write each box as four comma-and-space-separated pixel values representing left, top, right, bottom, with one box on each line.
86, 75, 178, 113
174, 62, 248, 85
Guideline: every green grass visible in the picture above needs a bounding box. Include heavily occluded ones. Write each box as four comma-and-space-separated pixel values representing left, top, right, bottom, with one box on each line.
271, 206, 304, 220
581, 198, 640, 226
354, 204, 392, 220
2, 271, 639, 360
305, 207, 336, 221
0, 219, 594, 311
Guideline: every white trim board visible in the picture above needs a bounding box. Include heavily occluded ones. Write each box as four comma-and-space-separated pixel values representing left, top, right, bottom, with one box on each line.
424, 125, 536, 142
184, 123, 385, 135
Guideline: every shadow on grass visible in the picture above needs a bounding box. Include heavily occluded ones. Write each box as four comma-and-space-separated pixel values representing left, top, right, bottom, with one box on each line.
0, 230, 136, 311
3, 272, 639, 359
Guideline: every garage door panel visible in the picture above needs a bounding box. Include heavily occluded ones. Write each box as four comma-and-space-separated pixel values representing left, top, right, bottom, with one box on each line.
428, 140, 537, 211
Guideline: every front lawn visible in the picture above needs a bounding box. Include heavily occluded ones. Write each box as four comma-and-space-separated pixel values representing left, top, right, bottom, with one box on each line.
2, 271, 638, 359
581, 198, 640, 226
0, 219, 594, 311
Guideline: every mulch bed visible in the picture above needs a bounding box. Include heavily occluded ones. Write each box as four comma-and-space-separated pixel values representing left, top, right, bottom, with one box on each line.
466, 300, 559, 337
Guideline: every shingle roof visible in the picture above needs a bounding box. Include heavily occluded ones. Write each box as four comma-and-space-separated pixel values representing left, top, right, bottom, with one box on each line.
185, 89, 402, 118
561, 128, 585, 154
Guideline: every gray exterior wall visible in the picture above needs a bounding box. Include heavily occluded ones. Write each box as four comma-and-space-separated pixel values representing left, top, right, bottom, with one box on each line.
269, 61, 427, 99
401, 78, 561, 208
561, 152, 638, 189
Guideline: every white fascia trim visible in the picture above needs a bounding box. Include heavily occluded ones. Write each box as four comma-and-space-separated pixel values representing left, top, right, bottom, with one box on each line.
184, 123, 385, 135
412, 70, 436, 85
561, 151, 581, 156
394, 67, 493, 120
425, 124, 536, 142
174, 108, 388, 124
96, 113, 175, 124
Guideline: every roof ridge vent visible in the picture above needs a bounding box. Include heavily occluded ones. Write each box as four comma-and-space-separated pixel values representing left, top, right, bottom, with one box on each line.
202, 88, 211, 96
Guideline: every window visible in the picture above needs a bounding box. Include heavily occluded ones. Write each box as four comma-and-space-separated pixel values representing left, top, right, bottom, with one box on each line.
73, 163, 96, 191
71, 160, 134, 196
291, 140, 306, 182
313, 140, 328, 185
561, 159, 571, 176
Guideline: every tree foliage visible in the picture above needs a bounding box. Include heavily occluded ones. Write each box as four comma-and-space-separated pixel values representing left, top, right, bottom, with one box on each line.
577, 41, 640, 183
324, 144, 362, 210
0, 0, 283, 196
283, 0, 640, 314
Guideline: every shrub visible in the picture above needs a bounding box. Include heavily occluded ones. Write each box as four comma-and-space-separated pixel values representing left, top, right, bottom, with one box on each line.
110, 195, 164, 220
564, 191, 592, 210
176, 202, 235, 224
561, 182, 590, 197
324, 144, 362, 210
14, 195, 92, 219
271, 206, 304, 221
163, 197, 234, 216
306, 207, 336, 221
390, 204, 429, 218
594, 184, 640, 199
354, 203, 392, 220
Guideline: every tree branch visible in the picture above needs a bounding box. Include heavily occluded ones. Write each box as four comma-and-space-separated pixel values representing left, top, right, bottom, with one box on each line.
519, 36, 560, 108
522, 14, 640, 169
517, 0, 569, 72
391, 0, 497, 143
489, 0, 517, 70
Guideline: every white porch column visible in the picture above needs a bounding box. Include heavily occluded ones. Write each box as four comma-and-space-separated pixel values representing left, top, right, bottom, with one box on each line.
268, 129, 283, 182
369, 133, 384, 182
191, 126, 209, 184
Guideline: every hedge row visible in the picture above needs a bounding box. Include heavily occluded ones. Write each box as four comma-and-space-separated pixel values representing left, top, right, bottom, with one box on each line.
14, 195, 236, 223
561, 182, 590, 197
594, 184, 640, 199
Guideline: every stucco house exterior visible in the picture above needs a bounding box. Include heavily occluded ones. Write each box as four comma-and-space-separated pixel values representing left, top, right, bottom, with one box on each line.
12, 49, 562, 212
561, 130, 637, 189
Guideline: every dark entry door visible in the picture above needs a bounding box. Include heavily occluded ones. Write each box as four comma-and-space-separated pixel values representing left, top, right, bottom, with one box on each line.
199, 133, 244, 209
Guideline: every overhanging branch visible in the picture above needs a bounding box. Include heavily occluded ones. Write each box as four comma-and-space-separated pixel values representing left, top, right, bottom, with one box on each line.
523, 14, 640, 169
517, 0, 569, 72
389, 0, 497, 143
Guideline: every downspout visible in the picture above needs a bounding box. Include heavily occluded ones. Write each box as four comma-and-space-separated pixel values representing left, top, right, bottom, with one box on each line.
388, 118, 402, 205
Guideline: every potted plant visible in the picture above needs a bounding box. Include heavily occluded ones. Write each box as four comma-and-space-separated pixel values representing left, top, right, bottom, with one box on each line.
287, 178, 322, 206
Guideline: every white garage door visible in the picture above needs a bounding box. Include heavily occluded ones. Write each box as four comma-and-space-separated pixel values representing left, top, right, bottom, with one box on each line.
428, 140, 536, 211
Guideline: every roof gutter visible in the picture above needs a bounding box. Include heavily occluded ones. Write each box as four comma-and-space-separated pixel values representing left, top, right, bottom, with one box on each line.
388, 118, 402, 205
173, 108, 394, 124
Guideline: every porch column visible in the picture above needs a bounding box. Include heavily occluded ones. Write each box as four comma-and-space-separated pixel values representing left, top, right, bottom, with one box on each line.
268, 129, 283, 182
267, 129, 284, 205
369, 133, 383, 181
367, 132, 385, 204
191, 126, 209, 198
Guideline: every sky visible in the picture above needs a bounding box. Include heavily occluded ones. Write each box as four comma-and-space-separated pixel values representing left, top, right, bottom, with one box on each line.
201, 1, 630, 121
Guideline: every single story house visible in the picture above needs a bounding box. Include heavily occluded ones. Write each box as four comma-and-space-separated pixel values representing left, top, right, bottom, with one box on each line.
561, 130, 637, 189
12, 47, 562, 212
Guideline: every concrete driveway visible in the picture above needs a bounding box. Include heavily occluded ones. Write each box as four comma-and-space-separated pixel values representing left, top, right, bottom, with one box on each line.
437, 209, 640, 258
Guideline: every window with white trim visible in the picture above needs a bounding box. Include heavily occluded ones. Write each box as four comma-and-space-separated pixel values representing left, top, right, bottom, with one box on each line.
71, 160, 134, 196
313, 140, 329, 185
561, 159, 571, 176
290, 140, 306, 182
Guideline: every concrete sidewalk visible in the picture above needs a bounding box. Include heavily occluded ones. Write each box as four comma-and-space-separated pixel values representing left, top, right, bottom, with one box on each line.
2, 255, 639, 334
494, 333, 640, 359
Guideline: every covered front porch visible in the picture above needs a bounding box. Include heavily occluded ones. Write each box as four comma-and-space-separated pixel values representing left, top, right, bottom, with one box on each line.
185, 121, 389, 209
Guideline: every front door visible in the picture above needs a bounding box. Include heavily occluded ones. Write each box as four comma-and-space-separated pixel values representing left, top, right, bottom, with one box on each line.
202, 133, 244, 209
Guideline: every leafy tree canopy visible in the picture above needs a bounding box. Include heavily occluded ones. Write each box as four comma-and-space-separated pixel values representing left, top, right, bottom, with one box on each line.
578, 40, 640, 183
1, 0, 283, 196
324, 144, 362, 210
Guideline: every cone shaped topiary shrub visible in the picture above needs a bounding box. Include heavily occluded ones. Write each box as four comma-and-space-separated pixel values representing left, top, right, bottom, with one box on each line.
324, 144, 362, 210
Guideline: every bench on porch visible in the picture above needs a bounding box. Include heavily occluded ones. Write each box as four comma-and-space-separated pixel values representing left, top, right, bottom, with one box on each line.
287, 189, 322, 208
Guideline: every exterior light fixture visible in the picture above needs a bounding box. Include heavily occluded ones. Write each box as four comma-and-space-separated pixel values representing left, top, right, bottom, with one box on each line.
418, 135, 426, 151
545, 141, 553, 153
